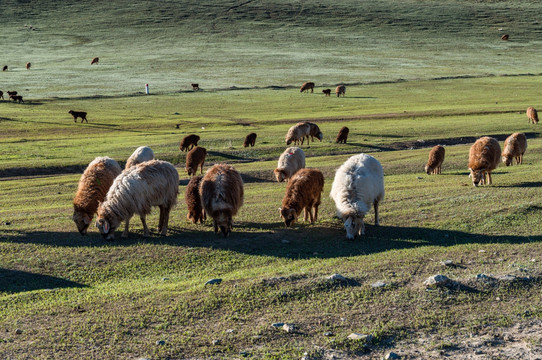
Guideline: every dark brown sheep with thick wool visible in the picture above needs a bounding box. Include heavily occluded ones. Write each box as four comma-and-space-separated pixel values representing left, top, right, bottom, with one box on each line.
501, 34, 509, 41
300, 81, 315, 93
26, 62, 31, 70
0, 91, 3, 100
200, 164, 244, 237
6, 91, 17, 97
335, 85, 346, 97
425, 145, 445, 174
191, 83, 199, 91
186, 146, 207, 176
90, 57, 99, 65
527, 106, 539, 124
11, 95, 23, 103
336, 126, 349, 144
322, 89, 331, 96
502, 132, 527, 166
243, 132, 257, 147
185, 176, 206, 224
279, 168, 324, 227
180, 134, 200, 152
69, 110, 87, 123
305, 122, 323, 143
2, 65, 7, 71
468, 136, 501, 186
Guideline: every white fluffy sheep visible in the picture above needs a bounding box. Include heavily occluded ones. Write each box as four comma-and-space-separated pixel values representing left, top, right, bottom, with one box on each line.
273, 147, 306, 182
125, 146, 155, 170
96, 160, 179, 240
330, 154, 385, 240
285, 122, 311, 145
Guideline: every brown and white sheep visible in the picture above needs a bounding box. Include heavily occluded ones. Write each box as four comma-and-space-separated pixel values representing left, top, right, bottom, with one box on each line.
527, 106, 539, 124
125, 146, 155, 170
335, 85, 346, 97
322, 89, 331, 96
285, 122, 311, 145
72, 157, 122, 235
191, 83, 199, 91
274, 147, 306, 182
199, 164, 244, 237
96, 160, 179, 240
69, 110, 87, 123
300, 81, 315, 93
502, 132, 527, 166
468, 136, 501, 186
185, 175, 206, 224
336, 126, 349, 143
90, 57, 99, 65
186, 146, 207, 176
425, 145, 445, 175
180, 134, 200, 151
243, 132, 257, 147
279, 168, 324, 227
26, 62, 31, 70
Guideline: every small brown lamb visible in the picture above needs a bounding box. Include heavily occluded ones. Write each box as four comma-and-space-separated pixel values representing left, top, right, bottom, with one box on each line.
180, 134, 200, 151
243, 132, 257, 147
26, 62, 31, 70
279, 168, 324, 227
185, 176, 206, 224
527, 106, 539, 124
191, 83, 199, 91
2, 65, 7, 71
425, 145, 445, 174
336, 126, 349, 143
90, 57, 99, 65
69, 110, 88, 123
322, 89, 331, 96
11, 95, 23, 103
185, 146, 207, 176
502, 133, 527, 166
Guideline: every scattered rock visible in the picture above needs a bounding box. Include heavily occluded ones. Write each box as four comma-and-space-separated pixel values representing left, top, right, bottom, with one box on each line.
385, 352, 401, 359
271, 322, 285, 328
497, 275, 517, 282
15, 328, 23, 335
475, 273, 494, 282
324, 331, 334, 337
424, 274, 453, 288
239, 351, 249, 357
283, 323, 296, 333
161, 277, 169, 281
205, 278, 222, 285
212, 339, 221, 345
327, 274, 347, 282
372, 281, 386, 288
441, 260, 453, 267
225, 328, 235, 333
347, 333, 373, 344
479, 250, 486, 253
156, 340, 166, 346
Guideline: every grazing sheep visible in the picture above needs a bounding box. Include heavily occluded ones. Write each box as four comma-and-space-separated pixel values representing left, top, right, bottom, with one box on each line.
330, 154, 384, 239
335, 85, 346, 97
425, 145, 445, 175
96, 160, 179, 240
68, 110, 87, 123
322, 89, 331, 96
527, 106, 539, 124
11, 95, 23, 103
180, 134, 200, 151
191, 83, 199, 91
91, 57, 99, 65
468, 136, 501, 186
501, 34, 509, 41
0, 91, 3, 100
336, 126, 349, 144
125, 146, 155, 170
274, 147, 306, 182
6, 91, 17, 97
279, 168, 324, 227
305, 122, 323, 143
185, 175, 206, 224
300, 81, 315, 93
72, 157, 122, 235
186, 146, 207, 176
2, 65, 7, 71
199, 164, 244, 237
26, 62, 31, 70
502, 132, 527, 166
243, 132, 257, 147
285, 122, 311, 145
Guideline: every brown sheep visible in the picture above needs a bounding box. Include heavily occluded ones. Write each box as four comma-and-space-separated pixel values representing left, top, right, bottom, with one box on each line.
336, 126, 349, 144
425, 145, 445, 175
304, 122, 323, 143
322, 89, 331, 96
501, 34, 509, 41
468, 136, 501, 186
26, 62, 31, 70
0, 91, 3, 100
279, 168, 324, 227
180, 134, 200, 152
527, 106, 539, 124
69, 110, 88, 123
200, 164, 244, 237
502, 133, 527, 166
2, 65, 7, 71
90, 57, 99, 65
243, 132, 257, 147
300, 81, 315, 93
191, 83, 199, 91
336, 85, 346, 97
186, 146, 207, 176
6, 91, 17, 97
185, 176, 206, 224
11, 95, 23, 103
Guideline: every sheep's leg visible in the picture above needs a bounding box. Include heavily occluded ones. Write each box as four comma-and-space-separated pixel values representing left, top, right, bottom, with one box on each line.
303, 208, 309, 222
359, 218, 365, 236
200, 162, 204, 174
487, 171, 492, 185
374, 200, 380, 226
158, 206, 165, 232
313, 202, 320, 222
140, 215, 150, 237
121, 218, 131, 238
213, 219, 219, 234
159, 207, 170, 236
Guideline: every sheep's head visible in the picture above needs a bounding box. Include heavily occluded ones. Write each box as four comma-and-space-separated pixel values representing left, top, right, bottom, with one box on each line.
186, 166, 195, 176
72, 210, 92, 235
344, 215, 364, 240
317, 132, 323, 141
279, 207, 297, 227
95, 215, 119, 241
214, 212, 233, 237
274, 169, 286, 182
502, 155, 513, 166
469, 168, 484, 187
424, 164, 433, 175
286, 138, 292, 145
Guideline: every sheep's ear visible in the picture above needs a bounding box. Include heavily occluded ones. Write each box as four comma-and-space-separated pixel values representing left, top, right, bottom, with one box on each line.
278, 207, 282, 212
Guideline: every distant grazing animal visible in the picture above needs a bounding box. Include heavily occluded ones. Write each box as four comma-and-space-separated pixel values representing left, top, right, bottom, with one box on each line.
243, 132, 257, 147
330, 153, 384, 239
199, 164, 244, 237
0, 91, 3, 100
468, 136, 501, 186
285, 122, 311, 145
185, 176, 206, 224
96, 160, 179, 240
322, 89, 331, 96
336, 126, 349, 144
125, 146, 154, 170
191, 83, 199, 91
6, 91, 17, 97
305, 122, 323, 143
11, 95, 23, 103
72, 157, 122, 235
335, 85, 346, 97
300, 81, 315, 93
425, 145, 445, 175
502, 133, 527, 166
90, 57, 99, 65
69, 110, 87, 123
501, 34, 509, 41
186, 146, 207, 176
180, 134, 200, 151
2, 65, 7, 71
26, 62, 31, 70
527, 106, 539, 124
274, 146, 305, 182
279, 168, 324, 227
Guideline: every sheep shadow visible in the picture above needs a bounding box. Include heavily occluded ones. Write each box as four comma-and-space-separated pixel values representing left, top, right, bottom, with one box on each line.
495, 181, 542, 188
0, 268, 88, 294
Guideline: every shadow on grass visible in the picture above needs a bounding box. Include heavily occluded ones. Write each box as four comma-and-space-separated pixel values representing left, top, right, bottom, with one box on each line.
0, 268, 88, 294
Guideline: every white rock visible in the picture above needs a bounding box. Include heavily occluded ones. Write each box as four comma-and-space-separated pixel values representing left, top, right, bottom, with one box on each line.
423, 274, 452, 288
328, 274, 347, 282
372, 281, 386, 288
282, 323, 296, 333
347, 333, 373, 344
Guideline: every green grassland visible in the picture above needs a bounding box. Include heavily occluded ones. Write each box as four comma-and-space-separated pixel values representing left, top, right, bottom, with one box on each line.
2, 0, 542, 359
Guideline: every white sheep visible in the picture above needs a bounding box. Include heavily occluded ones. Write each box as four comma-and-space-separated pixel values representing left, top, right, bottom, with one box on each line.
96, 159, 179, 240
285, 122, 311, 145
273, 147, 306, 182
330, 153, 385, 240
125, 146, 155, 170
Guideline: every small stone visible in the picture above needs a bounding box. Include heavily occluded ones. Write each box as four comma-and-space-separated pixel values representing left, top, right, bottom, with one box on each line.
156, 340, 166, 346
271, 322, 285, 328
239, 351, 249, 357
371, 281, 386, 288
324, 331, 334, 337
347, 333, 373, 344
385, 352, 401, 360
328, 274, 347, 282
281, 239, 290, 244
423, 274, 452, 288
15, 328, 23, 335
205, 278, 222, 285
497, 275, 516, 282
496, 297, 501, 301
531, 258, 536, 262
479, 250, 486, 253
441, 260, 453, 266
225, 328, 235, 333
4, 222, 11, 226
212, 339, 221, 345
282, 323, 296, 333
417, 176, 423, 179
162, 277, 169, 281
475, 274, 493, 281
